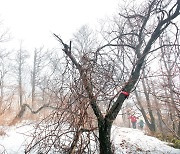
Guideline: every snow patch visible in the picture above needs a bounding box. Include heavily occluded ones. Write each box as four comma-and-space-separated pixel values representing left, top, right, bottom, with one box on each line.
112, 126, 180, 154
0, 123, 179, 154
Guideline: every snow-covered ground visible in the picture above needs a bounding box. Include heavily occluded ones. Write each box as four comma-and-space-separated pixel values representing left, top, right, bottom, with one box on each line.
0, 122, 179, 154
0, 122, 34, 154
112, 126, 180, 154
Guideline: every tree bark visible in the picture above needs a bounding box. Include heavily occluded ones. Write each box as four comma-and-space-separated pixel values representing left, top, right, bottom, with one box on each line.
98, 119, 112, 154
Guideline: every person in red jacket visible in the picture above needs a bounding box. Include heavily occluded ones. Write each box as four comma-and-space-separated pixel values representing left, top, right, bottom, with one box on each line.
129, 115, 138, 129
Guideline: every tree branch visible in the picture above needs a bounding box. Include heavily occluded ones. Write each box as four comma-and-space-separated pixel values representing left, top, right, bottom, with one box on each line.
106, 0, 180, 122
54, 34, 104, 121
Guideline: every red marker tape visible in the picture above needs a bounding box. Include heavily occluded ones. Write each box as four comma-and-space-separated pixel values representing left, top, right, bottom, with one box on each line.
121, 91, 129, 97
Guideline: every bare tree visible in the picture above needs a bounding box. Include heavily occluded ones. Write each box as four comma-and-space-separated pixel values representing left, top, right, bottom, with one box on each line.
0, 22, 10, 113
151, 81, 165, 136
25, 0, 180, 153
54, 1, 180, 153
156, 31, 180, 137
0, 51, 7, 109
0, 50, 11, 114
31, 47, 49, 108
10, 48, 55, 124
15, 46, 29, 108
134, 67, 156, 133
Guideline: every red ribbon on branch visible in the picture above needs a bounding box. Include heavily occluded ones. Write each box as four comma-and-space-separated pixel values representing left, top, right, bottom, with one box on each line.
121, 91, 130, 98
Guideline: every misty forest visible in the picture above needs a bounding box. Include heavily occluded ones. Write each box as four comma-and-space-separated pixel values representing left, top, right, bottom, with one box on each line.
0, 0, 180, 153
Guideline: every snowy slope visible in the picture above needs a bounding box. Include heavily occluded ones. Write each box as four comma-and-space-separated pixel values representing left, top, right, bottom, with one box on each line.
0, 123, 34, 154
112, 126, 180, 154
0, 123, 179, 154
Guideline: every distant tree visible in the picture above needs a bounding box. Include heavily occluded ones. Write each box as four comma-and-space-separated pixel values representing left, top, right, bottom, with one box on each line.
0, 50, 10, 111
8, 45, 30, 125
0, 22, 10, 112
31, 47, 49, 108
14, 46, 29, 108
157, 32, 180, 138
151, 81, 165, 135
135, 29, 180, 137
134, 67, 156, 133
10, 48, 54, 124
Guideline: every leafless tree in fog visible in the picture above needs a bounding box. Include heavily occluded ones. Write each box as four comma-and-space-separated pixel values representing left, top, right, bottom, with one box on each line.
26, 0, 180, 153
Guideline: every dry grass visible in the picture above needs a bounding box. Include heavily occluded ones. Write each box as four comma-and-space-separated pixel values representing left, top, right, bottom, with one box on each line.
0, 109, 17, 126
0, 107, 52, 126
